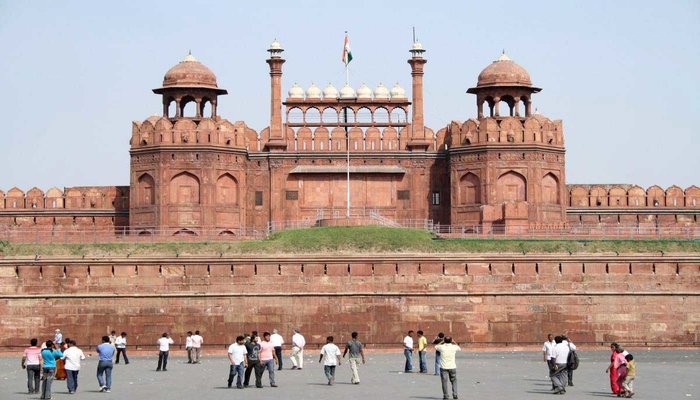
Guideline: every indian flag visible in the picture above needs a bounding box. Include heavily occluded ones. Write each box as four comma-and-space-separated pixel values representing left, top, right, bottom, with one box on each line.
342, 33, 353, 65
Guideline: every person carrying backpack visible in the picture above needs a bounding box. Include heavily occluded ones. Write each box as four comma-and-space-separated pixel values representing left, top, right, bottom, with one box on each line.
563, 336, 578, 386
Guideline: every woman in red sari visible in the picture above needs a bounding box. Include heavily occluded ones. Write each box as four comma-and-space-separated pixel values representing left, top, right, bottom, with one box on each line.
605, 343, 622, 395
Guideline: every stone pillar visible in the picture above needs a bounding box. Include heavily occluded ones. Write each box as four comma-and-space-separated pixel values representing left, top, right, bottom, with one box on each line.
407, 46, 429, 151
494, 97, 501, 117
265, 55, 287, 151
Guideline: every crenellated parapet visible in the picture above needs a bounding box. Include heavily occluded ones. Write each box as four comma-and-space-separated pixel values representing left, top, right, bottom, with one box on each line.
447, 114, 564, 147
130, 116, 257, 150
0, 186, 129, 210
568, 184, 700, 208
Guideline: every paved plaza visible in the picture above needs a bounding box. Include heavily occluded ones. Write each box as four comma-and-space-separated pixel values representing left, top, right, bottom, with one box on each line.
1, 349, 698, 399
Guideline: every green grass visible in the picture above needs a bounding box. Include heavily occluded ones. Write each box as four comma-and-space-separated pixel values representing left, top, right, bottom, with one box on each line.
0, 227, 698, 256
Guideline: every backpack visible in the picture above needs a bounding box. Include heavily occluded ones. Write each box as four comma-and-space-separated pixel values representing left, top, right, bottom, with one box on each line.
567, 345, 579, 370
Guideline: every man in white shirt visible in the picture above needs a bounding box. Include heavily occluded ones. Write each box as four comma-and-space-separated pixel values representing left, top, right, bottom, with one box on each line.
270, 329, 285, 370
227, 336, 248, 389
403, 330, 415, 372
551, 336, 570, 394
61, 339, 85, 394
185, 331, 193, 363
156, 333, 174, 371
542, 333, 555, 389
290, 329, 305, 370
562, 335, 577, 387
319, 336, 342, 385
191, 330, 204, 363
435, 336, 461, 400
115, 332, 129, 364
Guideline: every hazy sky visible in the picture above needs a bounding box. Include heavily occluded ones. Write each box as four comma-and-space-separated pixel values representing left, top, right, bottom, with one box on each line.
0, 0, 698, 191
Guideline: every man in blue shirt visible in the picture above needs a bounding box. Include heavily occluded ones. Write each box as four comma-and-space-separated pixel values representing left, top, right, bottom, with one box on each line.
96, 336, 115, 393
40, 340, 63, 400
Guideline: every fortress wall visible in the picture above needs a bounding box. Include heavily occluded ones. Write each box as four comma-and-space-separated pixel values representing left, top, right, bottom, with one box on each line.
0, 255, 697, 348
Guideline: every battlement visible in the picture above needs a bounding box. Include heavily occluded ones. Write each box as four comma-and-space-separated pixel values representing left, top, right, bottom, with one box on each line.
447, 115, 564, 147
0, 186, 129, 211
567, 184, 700, 208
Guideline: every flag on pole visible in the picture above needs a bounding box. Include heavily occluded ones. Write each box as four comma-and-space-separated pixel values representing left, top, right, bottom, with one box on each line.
342, 33, 353, 65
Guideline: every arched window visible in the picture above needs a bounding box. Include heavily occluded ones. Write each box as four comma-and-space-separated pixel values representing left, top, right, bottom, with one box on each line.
216, 173, 239, 206
137, 173, 155, 206
374, 107, 389, 124
459, 173, 480, 205
181, 96, 197, 117
390, 108, 407, 124
356, 107, 372, 123
305, 107, 321, 124
322, 107, 339, 125
170, 172, 200, 205
340, 107, 355, 124
166, 98, 176, 118
287, 108, 303, 124
201, 99, 212, 118
496, 171, 527, 202
542, 173, 559, 205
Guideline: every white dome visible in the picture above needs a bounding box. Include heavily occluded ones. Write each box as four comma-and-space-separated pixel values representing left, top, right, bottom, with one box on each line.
412, 41, 424, 51
339, 84, 356, 99
306, 83, 321, 99
356, 83, 373, 99
269, 38, 283, 51
288, 83, 304, 99
374, 82, 390, 99
390, 83, 406, 99
323, 83, 339, 99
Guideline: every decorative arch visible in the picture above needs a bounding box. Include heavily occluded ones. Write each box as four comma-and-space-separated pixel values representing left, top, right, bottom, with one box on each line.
287, 107, 304, 124
322, 107, 339, 125
496, 171, 527, 203
590, 186, 608, 207
459, 172, 481, 205
646, 185, 665, 207
569, 186, 588, 207
180, 95, 197, 117
665, 185, 684, 207
356, 107, 372, 123
305, 107, 321, 124
685, 186, 700, 207
216, 173, 239, 206
382, 127, 399, 150
170, 172, 200, 205
390, 107, 407, 124
627, 186, 645, 207
137, 173, 155, 206
45, 187, 64, 209
542, 173, 560, 205
609, 186, 627, 207
374, 107, 390, 124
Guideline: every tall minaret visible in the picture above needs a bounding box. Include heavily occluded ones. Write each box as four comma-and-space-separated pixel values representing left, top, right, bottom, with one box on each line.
265, 39, 287, 150
407, 40, 429, 151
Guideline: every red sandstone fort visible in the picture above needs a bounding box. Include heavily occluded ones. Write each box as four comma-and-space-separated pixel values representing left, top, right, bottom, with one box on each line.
0, 40, 697, 240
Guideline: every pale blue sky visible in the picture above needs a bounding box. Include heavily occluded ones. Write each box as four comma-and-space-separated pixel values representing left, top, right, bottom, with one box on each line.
0, 0, 698, 190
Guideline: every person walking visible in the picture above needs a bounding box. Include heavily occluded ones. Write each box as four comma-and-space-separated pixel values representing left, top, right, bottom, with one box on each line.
244, 335, 261, 387
115, 332, 129, 364
605, 343, 625, 395
270, 329, 285, 370
185, 331, 194, 364
290, 328, 305, 370
191, 330, 204, 363
108, 330, 117, 346
21, 338, 42, 394
54, 329, 63, 347
62, 339, 85, 394
562, 335, 577, 386
435, 336, 461, 400
39, 340, 63, 400
319, 336, 342, 385
433, 332, 445, 376
622, 354, 636, 398
542, 333, 556, 389
417, 330, 428, 373
257, 332, 279, 387
550, 336, 570, 394
227, 335, 248, 389
156, 332, 174, 371
96, 335, 115, 393
403, 330, 415, 372
343, 331, 365, 384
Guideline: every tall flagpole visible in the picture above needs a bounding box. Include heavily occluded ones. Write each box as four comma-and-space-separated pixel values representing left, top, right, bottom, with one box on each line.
344, 32, 350, 219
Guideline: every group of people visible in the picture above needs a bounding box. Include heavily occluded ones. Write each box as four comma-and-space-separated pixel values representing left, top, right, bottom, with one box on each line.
21, 331, 119, 399
606, 342, 636, 398
542, 334, 577, 394
403, 330, 461, 400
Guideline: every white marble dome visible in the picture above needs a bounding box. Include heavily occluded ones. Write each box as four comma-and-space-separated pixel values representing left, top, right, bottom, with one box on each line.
306, 83, 321, 99
374, 83, 390, 99
339, 84, 356, 99
356, 83, 373, 99
323, 83, 339, 99
390, 83, 406, 99
288, 83, 304, 99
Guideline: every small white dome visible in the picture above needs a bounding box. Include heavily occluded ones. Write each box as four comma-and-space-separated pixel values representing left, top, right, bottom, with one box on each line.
339, 84, 356, 99
269, 38, 283, 51
323, 83, 339, 99
306, 83, 321, 99
412, 41, 424, 51
356, 83, 373, 99
374, 82, 390, 99
390, 83, 406, 99
288, 83, 304, 99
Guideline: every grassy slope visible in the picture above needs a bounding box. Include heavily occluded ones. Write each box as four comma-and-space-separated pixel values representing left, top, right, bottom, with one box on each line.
0, 226, 698, 256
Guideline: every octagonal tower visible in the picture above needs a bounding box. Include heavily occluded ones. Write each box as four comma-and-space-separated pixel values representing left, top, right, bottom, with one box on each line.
448, 53, 566, 231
